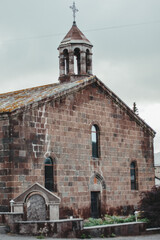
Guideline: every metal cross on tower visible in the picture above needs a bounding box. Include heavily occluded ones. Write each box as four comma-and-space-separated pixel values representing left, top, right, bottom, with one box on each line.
70, 2, 79, 25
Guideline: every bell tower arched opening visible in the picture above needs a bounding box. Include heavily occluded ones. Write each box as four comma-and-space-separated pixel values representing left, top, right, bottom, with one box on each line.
63, 49, 69, 75
86, 49, 90, 74
74, 48, 81, 75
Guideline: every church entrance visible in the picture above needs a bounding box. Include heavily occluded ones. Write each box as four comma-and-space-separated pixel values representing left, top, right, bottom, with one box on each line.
91, 191, 100, 218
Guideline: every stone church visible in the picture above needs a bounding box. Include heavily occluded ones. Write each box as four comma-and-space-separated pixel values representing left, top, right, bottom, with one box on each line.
0, 16, 155, 219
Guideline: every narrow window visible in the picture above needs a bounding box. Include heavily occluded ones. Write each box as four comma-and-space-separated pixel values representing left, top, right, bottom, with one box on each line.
74, 48, 80, 74
63, 49, 69, 75
130, 162, 138, 190
45, 157, 53, 191
86, 49, 90, 73
91, 125, 99, 158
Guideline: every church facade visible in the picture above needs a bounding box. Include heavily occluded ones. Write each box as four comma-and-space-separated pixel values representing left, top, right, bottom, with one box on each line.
0, 21, 155, 219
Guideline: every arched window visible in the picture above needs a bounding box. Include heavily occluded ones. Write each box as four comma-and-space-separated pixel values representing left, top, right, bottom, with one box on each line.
91, 125, 99, 158
74, 48, 80, 74
130, 162, 138, 190
63, 49, 69, 75
45, 157, 53, 191
86, 49, 90, 73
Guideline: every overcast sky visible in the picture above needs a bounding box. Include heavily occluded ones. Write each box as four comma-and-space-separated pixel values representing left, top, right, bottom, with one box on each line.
0, 0, 160, 154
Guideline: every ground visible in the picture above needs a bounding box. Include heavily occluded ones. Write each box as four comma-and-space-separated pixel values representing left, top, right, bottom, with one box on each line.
0, 234, 160, 240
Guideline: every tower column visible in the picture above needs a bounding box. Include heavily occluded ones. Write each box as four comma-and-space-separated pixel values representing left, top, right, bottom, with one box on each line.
59, 53, 65, 76
69, 51, 74, 74
88, 53, 93, 75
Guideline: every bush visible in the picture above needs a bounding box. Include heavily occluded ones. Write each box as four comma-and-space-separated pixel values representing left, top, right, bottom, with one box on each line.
84, 215, 136, 227
84, 218, 103, 227
139, 185, 160, 227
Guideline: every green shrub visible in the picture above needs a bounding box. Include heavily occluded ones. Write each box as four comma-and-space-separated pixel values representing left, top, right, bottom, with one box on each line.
100, 234, 105, 238
139, 218, 149, 223
84, 214, 136, 227
80, 233, 86, 239
80, 233, 91, 239
124, 215, 136, 223
110, 233, 116, 237
36, 235, 45, 239
84, 218, 103, 227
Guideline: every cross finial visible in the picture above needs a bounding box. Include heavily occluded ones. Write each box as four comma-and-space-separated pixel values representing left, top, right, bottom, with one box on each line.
70, 2, 79, 25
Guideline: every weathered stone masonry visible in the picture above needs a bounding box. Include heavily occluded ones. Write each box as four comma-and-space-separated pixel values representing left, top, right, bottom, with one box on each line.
0, 21, 155, 219
0, 114, 14, 211
0, 80, 155, 217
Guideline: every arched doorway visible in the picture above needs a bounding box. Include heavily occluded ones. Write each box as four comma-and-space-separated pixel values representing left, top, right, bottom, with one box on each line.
90, 173, 106, 218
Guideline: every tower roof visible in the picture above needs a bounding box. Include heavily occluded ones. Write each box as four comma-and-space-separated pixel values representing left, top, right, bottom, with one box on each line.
59, 24, 93, 48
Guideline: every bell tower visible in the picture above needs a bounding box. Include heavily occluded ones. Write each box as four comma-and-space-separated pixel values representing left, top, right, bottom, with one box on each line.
58, 2, 93, 83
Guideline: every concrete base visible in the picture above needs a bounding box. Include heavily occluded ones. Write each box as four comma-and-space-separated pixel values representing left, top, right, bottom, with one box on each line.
146, 227, 160, 235
82, 222, 146, 237
0, 225, 10, 234
16, 219, 83, 238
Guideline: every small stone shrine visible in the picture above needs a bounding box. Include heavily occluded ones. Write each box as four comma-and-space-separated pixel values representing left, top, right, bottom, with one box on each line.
13, 183, 60, 221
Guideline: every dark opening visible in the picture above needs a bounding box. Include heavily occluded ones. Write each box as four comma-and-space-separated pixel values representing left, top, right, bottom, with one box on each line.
63, 49, 69, 75
45, 157, 54, 191
74, 48, 80, 74
91, 191, 101, 218
130, 162, 138, 190
86, 49, 90, 73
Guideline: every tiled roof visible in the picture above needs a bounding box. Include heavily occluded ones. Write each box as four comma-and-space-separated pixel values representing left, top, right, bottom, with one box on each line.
58, 24, 92, 47
0, 76, 94, 113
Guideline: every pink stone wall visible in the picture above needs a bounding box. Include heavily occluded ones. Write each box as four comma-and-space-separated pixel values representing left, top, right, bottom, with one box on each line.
0, 115, 13, 211
0, 83, 155, 217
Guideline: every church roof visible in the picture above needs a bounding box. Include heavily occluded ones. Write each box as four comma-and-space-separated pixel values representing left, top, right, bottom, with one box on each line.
0, 77, 93, 113
58, 24, 92, 47
0, 75, 155, 136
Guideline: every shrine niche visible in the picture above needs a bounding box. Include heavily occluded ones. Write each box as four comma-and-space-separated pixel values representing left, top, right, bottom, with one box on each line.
26, 193, 46, 221
13, 183, 60, 221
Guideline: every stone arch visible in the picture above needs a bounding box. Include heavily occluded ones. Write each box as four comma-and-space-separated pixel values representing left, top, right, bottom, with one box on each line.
90, 172, 106, 191
25, 191, 49, 204
90, 121, 102, 132
44, 152, 57, 163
